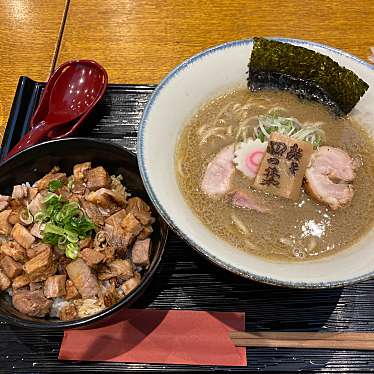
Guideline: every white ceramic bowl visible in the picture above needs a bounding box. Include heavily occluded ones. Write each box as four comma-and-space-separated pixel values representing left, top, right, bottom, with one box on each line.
138, 38, 374, 288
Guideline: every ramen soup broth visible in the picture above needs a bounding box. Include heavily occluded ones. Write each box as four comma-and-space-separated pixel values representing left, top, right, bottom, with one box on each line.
176, 88, 374, 261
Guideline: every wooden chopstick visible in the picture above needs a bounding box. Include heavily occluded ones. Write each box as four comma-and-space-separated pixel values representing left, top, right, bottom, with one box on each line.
231, 331, 374, 341
230, 331, 374, 350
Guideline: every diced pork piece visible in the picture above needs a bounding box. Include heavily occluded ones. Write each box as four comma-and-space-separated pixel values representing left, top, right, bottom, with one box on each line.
121, 273, 141, 295
12, 289, 52, 317
86, 188, 126, 208
66, 259, 99, 298
104, 224, 133, 254
8, 213, 19, 225
121, 212, 143, 234
0, 269, 10, 291
65, 279, 80, 300
68, 195, 80, 204
80, 198, 105, 226
44, 275, 66, 298
98, 259, 133, 280
86, 166, 110, 191
0, 195, 10, 212
227, 190, 270, 213
30, 223, 44, 239
105, 211, 139, 252
126, 197, 154, 225
253, 133, 313, 201
110, 175, 128, 198
79, 237, 93, 249
0, 241, 26, 262
73, 162, 91, 180
103, 245, 115, 263
11, 223, 35, 249
102, 283, 120, 307
57, 255, 71, 275
71, 180, 86, 194
201, 144, 235, 196
27, 187, 39, 201
97, 206, 112, 218
110, 259, 134, 279
138, 225, 153, 240
23, 247, 57, 281
28, 193, 45, 216
132, 238, 151, 266
59, 303, 78, 321
305, 146, 356, 210
34, 172, 67, 191
12, 185, 28, 200
0, 256, 23, 278
0, 210, 12, 235
59, 186, 72, 200
12, 274, 31, 289
80, 248, 105, 267
105, 209, 127, 227
27, 243, 50, 259
104, 209, 137, 253
8, 199, 22, 225
93, 230, 109, 249
29, 282, 43, 291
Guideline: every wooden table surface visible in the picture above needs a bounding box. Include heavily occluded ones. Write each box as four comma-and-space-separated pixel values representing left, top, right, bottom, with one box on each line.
1, 0, 374, 139
57, 0, 374, 82
0, 0, 68, 142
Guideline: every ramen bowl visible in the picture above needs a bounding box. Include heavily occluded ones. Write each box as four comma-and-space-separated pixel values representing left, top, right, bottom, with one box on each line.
138, 38, 374, 288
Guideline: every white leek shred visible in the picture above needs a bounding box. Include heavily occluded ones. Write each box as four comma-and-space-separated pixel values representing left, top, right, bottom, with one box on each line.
254, 114, 325, 148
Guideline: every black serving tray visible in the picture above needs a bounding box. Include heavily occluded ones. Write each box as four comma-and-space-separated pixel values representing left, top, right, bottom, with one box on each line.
1, 77, 374, 373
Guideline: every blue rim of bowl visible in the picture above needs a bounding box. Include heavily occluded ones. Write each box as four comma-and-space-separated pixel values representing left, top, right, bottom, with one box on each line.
138, 37, 374, 289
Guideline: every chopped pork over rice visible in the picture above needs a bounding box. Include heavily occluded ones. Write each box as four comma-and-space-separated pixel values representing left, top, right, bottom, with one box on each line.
0, 163, 154, 321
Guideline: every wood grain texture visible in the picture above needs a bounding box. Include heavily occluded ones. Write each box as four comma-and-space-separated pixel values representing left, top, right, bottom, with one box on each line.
231, 331, 374, 350
58, 0, 374, 84
0, 0, 67, 141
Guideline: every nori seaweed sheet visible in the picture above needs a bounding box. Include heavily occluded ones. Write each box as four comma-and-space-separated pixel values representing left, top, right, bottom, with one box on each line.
248, 37, 369, 115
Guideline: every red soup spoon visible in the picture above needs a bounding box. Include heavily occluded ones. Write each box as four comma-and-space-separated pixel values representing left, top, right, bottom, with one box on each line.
6, 60, 108, 159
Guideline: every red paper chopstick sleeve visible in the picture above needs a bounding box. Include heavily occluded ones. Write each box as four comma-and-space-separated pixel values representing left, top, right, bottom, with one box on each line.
59, 309, 246, 366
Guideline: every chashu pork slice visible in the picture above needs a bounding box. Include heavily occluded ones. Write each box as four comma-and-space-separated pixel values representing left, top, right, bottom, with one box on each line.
201, 144, 235, 196
226, 190, 270, 213
305, 146, 356, 210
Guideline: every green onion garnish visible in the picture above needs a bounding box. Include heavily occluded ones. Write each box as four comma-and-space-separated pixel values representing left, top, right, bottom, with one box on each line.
67, 176, 74, 191
48, 179, 63, 192
38, 192, 95, 259
20, 208, 33, 225
66, 242, 79, 259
